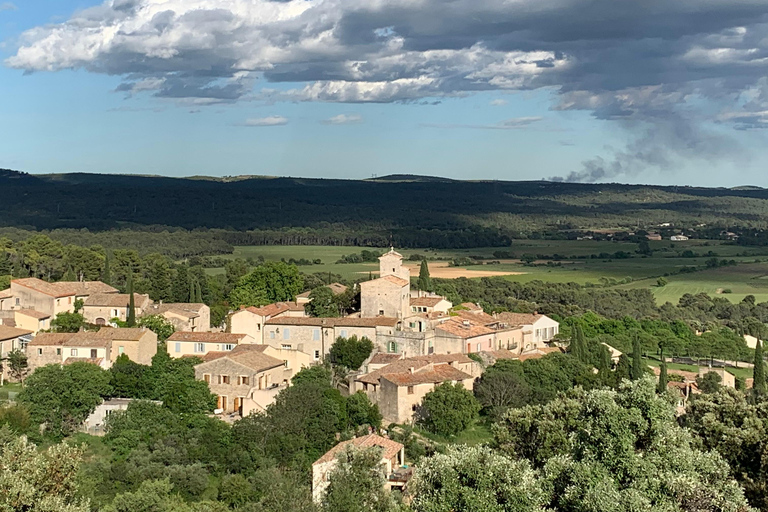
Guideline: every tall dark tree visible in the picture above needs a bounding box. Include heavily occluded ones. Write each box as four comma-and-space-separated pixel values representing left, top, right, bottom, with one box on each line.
102, 251, 111, 285
417, 260, 432, 292
754, 338, 765, 394
569, 325, 586, 363
172, 265, 191, 303
657, 348, 668, 393
631, 332, 643, 380
127, 273, 136, 327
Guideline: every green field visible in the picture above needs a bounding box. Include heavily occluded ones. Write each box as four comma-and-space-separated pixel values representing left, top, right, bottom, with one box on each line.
207, 241, 768, 304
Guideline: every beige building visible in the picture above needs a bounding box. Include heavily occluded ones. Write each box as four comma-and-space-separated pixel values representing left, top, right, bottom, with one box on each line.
353, 354, 477, 424
26, 327, 158, 371
0, 325, 33, 382
143, 302, 211, 332
698, 367, 736, 388
194, 344, 288, 415
230, 302, 306, 342
360, 249, 411, 320
82, 293, 151, 325
0, 278, 117, 316
312, 434, 406, 504
13, 309, 51, 334
167, 331, 255, 358
263, 316, 398, 362
494, 312, 559, 351
409, 296, 452, 315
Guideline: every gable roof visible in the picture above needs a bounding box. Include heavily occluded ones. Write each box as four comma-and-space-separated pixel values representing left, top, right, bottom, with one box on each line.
369, 353, 403, 365
460, 302, 483, 311
196, 344, 284, 373
167, 331, 249, 344
242, 302, 304, 317
0, 288, 12, 299
453, 309, 496, 325
28, 332, 75, 346
381, 364, 472, 387
16, 309, 51, 320
27, 327, 150, 347
357, 353, 473, 385
436, 318, 496, 339
265, 316, 398, 328
83, 293, 148, 308
145, 302, 207, 319
0, 325, 33, 341
410, 297, 445, 307
314, 434, 403, 465
12, 278, 117, 298
495, 312, 545, 326
379, 249, 403, 260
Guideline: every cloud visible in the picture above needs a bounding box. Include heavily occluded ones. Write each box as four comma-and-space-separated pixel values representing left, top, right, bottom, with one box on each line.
321, 113, 363, 125
243, 115, 288, 126
422, 116, 543, 129
7, 0, 768, 180
0, 2, 16, 11
490, 99, 508, 106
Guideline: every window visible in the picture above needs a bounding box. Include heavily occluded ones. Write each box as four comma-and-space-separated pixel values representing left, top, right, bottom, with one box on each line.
388, 341, 397, 353
175, 342, 181, 353
257, 323, 261, 331
476, 343, 481, 352
118, 346, 124, 354
282, 344, 291, 350
270, 331, 276, 339
239, 376, 249, 386
56, 299, 60, 306
56, 348, 61, 355
15, 298, 20, 306
409, 322, 416, 328
37, 348, 42, 355
222, 375, 230, 384
407, 386, 414, 395
284, 359, 289, 368
536, 329, 541, 338
68, 297, 72, 304
314, 350, 321, 361
113, 309, 119, 317
194, 343, 205, 353
223, 344, 235, 351
283, 328, 290, 340
203, 374, 210, 384
90, 349, 98, 358
340, 330, 347, 338
313, 329, 320, 341
71, 349, 78, 357
379, 310, 384, 316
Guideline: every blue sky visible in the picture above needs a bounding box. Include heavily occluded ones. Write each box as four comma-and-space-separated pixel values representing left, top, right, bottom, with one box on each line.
2, 0, 768, 186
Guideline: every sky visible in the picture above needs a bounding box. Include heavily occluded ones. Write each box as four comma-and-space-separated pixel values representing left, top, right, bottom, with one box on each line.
1, 0, 768, 186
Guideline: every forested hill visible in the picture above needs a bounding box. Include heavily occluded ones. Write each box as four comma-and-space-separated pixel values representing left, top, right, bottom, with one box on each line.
2, 169, 768, 248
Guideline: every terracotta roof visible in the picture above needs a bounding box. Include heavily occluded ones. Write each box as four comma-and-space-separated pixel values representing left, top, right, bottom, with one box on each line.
651, 366, 699, 382
199, 351, 229, 362
243, 302, 303, 317
453, 309, 496, 325
83, 293, 148, 308
167, 331, 249, 343
197, 344, 284, 373
145, 302, 206, 319
85, 327, 151, 342
382, 364, 473, 386
314, 434, 403, 465
369, 353, 403, 365
495, 312, 545, 326
265, 316, 398, 328
436, 318, 496, 338
12, 278, 117, 298
0, 288, 12, 299
328, 283, 349, 295
296, 291, 311, 299
460, 302, 482, 311
28, 332, 75, 346
357, 354, 473, 385
63, 357, 103, 366
0, 325, 33, 341
15, 309, 50, 320
410, 297, 445, 307
381, 275, 410, 287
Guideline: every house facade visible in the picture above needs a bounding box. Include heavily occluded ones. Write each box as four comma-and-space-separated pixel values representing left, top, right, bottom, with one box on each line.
230, 302, 306, 343
142, 302, 211, 332
82, 293, 152, 325
0, 325, 33, 382
494, 312, 559, 351
166, 331, 255, 358
0, 278, 118, 316
360, 249, 411, 320
13, 309, 51, 334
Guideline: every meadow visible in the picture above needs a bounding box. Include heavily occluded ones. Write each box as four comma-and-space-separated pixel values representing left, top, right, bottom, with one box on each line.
208, 240, 768, 304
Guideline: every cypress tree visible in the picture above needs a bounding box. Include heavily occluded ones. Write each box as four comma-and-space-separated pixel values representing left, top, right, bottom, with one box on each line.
194, 281, 203, 303
417, 260, 432, 292
657, 347, 668, 393
754, 338, 765, 394
631, 332, 643, 380
63, 266, 76, 282
127, 272, 136, 327
103, 252, 111, 286
189, 279, 196, 304
569, 325, 585, 363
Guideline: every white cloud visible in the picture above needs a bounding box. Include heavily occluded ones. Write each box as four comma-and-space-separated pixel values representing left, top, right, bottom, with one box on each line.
421, 116, 543, 129
321, 114, 363, 125
244, 115, 288, 126
0, 2, 16, 11
490, 99, 508, 106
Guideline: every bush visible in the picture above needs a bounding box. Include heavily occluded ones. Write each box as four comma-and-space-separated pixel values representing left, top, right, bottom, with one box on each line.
418, 382, 480, 437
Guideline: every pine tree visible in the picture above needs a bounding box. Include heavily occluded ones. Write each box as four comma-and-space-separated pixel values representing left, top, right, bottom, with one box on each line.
417, 259, 432, 292
754, 338, 765, 394
127, 273, 136, 327
657, 347, 668, 393
103, 252, 111, 285
631, 332, 643, 380
62, 266, 76, 282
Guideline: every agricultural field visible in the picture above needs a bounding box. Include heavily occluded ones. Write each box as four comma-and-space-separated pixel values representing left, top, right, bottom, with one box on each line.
208, 240, 768, 304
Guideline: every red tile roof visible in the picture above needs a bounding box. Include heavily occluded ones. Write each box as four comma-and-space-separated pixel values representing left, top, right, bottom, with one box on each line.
0, 325, 33, 341
314, 434, 403, 465
0, 288, 12, 299
12, 278, 117, 298
244, 302, 304, 317
196, 344, 284, 373
436, 318, 496, 338
16, 309, 50, 320
357, 354, 473, 385
83, 293, 149, 308
410, 297, 445, 307
382, 364, 473, 386
145, 303, 207, 319
369, 353, 403, 365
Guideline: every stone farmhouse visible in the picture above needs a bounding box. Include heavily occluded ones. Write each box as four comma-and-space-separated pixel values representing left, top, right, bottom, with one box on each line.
82, 293, 152, 325
230, 302, 307, 343
0, 278, 118, 317
143, 302, 210, 332
167, 331, 255, 358
312, 434, 406, 504
27, 327, 157, 371
352, 354, 479, 424
194, 344, 311, 415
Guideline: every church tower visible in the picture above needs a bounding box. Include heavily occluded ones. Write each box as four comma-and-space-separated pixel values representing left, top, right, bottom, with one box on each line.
379, 248, 410, 281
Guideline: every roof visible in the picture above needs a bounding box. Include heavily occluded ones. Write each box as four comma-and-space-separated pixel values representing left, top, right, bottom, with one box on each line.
460, 302, 482, 311
15, 309, 50, 320
0, 288, 12, 299
265, 316, 398, 328
145, 302, 207, 319
410, 297, 445, 307
28, 332, 75, 346
167, 331, 249, 343
652, 366, 699, 382
381, 364, 473, 387
357, 353, 473, 385
380, 275, 410, 287
379, 249, 403, 260
314, 434, 403, 465
328, 283, 349, 295
83, 293, 148, 308
196, 344, 284, 373
30, 327, 152, 347
495, 312, 545, 326
369, 353, 403, 365
436, 318, 496, 339
453, 309, 496, 324
0, 325, 33, 341
12, 278, 117, 298
242, 302, 304, 317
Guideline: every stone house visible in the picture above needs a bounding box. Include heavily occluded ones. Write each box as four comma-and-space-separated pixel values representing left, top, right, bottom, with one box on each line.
82, 293, 151, 325
230, 302, 306, 342
353, 354, 477, 424
312, 434, 406, 504
0, 325, 33, 382
0, 278, 117, 316
26, 327, 157, 371
167, 331, 255, 358
194, 344, 288, 415
143, 302, 211, 332
13, 309, 51, 334
698, 367, 736, 388
409, 296, 452, 315
494, 312, 559, 351
83, 398, 161, 435
434, 317, 524, 354
360, 249, 411, 320
262, 316, 398, 362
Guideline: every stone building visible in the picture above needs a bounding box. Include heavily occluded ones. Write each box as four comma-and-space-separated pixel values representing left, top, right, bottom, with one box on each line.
0, 278, 117, 316
494, 312, 559, 351
230, 302, 306, 342
0, 325, 33, 382
13, 309, 51, 334
142, 302, 211, 332
360, 249, 411, 320
82, 293, 151, 325
312, 434, 406, 504
166, 331, 255, 358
